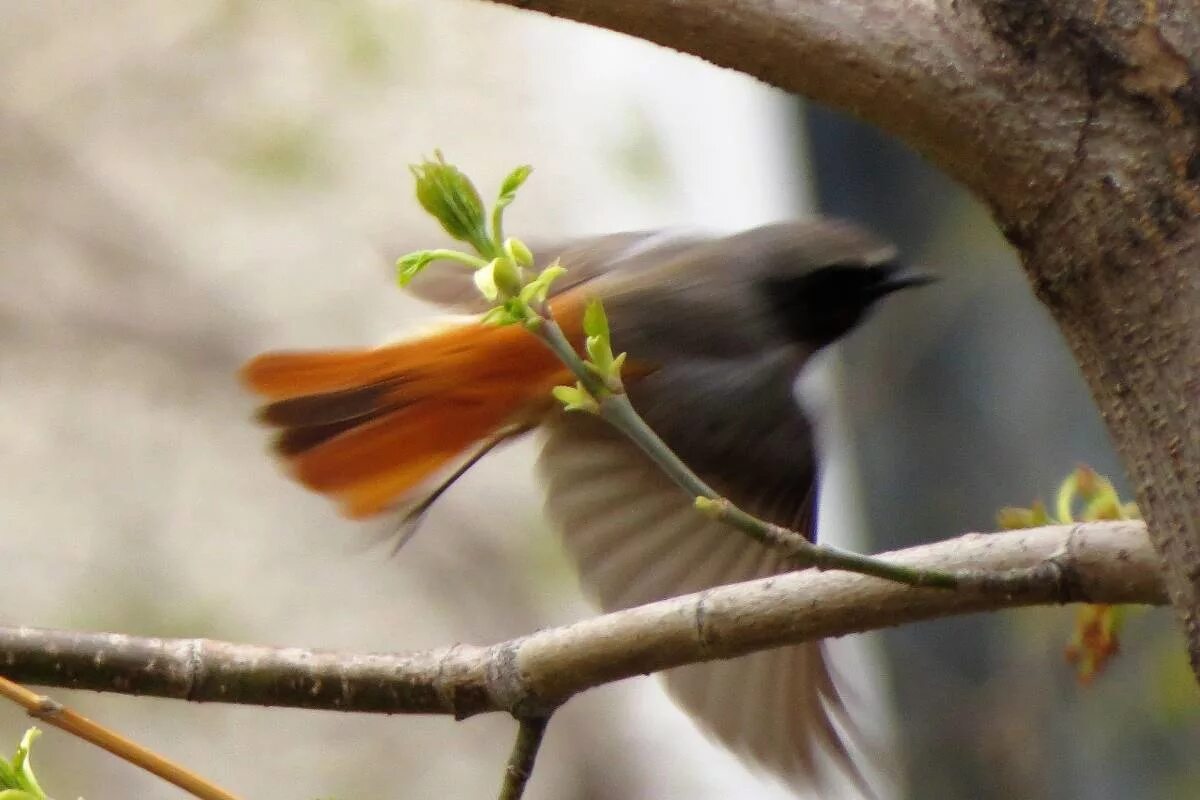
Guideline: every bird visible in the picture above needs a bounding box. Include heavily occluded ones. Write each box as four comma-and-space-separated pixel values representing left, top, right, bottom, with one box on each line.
239, 218, 934, 793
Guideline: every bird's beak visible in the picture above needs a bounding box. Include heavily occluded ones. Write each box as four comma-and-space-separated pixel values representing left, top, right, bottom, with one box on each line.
874, 266, 938, 297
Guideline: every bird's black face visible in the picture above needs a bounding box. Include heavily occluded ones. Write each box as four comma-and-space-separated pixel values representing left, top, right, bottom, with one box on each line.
760, 261, 935, 349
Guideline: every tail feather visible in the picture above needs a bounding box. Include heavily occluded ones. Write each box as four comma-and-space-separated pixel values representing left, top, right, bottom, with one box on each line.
241, 305, 582, 518
242, 348, 414, 400
257, 379, 407, 427
288, 398, 499, 492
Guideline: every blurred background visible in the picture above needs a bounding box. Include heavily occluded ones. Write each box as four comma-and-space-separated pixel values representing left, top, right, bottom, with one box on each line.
0, 2, 1196, 798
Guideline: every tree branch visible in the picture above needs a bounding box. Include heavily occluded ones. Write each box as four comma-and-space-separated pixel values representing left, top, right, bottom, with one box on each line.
498, 715, 551, 800
0, 523, 1160, 718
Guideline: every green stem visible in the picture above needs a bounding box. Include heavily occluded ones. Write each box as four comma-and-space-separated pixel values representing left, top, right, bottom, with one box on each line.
491, 205, 507, 255
600, 393, 720, 498
530, 313, 960, 590
707, 499, 957, 587
533, 314, 610, 397
428, 249, 490, 270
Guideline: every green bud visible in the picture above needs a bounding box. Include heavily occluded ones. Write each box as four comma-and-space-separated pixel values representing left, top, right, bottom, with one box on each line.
480, 303, 524, 327
586, 334, 612, 374
583, 298, 610, 340
997, 500, 1051, 529
492, 256, 524, 297
552, 383, 598, 414
504, 237, 534, 268
410, 151, 491, 255
996, 507, 1037, 530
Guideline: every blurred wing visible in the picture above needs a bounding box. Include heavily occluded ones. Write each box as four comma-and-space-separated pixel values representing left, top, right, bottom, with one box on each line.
404, 230, 704, 311
537, 355, 865, 792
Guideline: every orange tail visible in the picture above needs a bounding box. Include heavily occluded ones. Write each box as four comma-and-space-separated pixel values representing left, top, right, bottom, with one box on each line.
241, 300, 584, 519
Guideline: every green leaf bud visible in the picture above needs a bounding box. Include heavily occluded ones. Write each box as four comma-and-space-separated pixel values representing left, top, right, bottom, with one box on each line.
410, 151, 491, 255
583, 298, 610, 340
504, 237, 534, 268
492, 256, 524, 297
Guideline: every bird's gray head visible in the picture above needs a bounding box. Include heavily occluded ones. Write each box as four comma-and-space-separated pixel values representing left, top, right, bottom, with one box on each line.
746, 219, 935, 349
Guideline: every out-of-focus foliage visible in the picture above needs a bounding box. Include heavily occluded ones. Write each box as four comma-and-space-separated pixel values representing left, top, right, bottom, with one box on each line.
1000, 466, 1138, 682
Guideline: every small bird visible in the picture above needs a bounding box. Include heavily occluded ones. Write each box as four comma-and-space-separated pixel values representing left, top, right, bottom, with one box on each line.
240, 219, 933, 792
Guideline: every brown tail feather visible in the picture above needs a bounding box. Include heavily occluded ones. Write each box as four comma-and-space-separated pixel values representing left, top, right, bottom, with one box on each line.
257, 379, 408, 427
241, 301, 584, 517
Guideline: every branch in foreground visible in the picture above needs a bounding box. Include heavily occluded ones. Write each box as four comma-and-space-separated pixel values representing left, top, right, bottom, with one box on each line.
0, 676, 235, 800
0, 523, 1160, 718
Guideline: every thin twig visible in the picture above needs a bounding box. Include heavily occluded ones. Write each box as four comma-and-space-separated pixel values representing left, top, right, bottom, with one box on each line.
497, 715, 552, 800
0, 675, 239, 800
531, 312, 960, 588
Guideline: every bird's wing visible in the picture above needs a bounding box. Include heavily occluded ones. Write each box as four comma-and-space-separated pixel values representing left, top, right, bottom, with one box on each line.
403, 230, 705, 311
537, 352, 867, 793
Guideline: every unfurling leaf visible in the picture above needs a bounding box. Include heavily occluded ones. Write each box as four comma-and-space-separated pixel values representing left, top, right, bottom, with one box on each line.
552, 383, 598, 414
496, 165, 533, 210
586, 335, 612, 375
583, 298, 610, 340
396, 251, 438, 286
582, 298, 621, 380
1001, 467, 1138, 686
473, 260, 500, 301
1055, 465, 1133, 524
0, 728, 48, 799
1065, 604, 1124, 685
504, 237, 534, 268
480, 304, 523, 327
519, 263, 566, 305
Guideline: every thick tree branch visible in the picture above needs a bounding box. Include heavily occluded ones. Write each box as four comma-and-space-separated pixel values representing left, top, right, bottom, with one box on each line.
0, 523, 1159, 717
485, 0, 1200, 680
484, 0, 1079, 232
